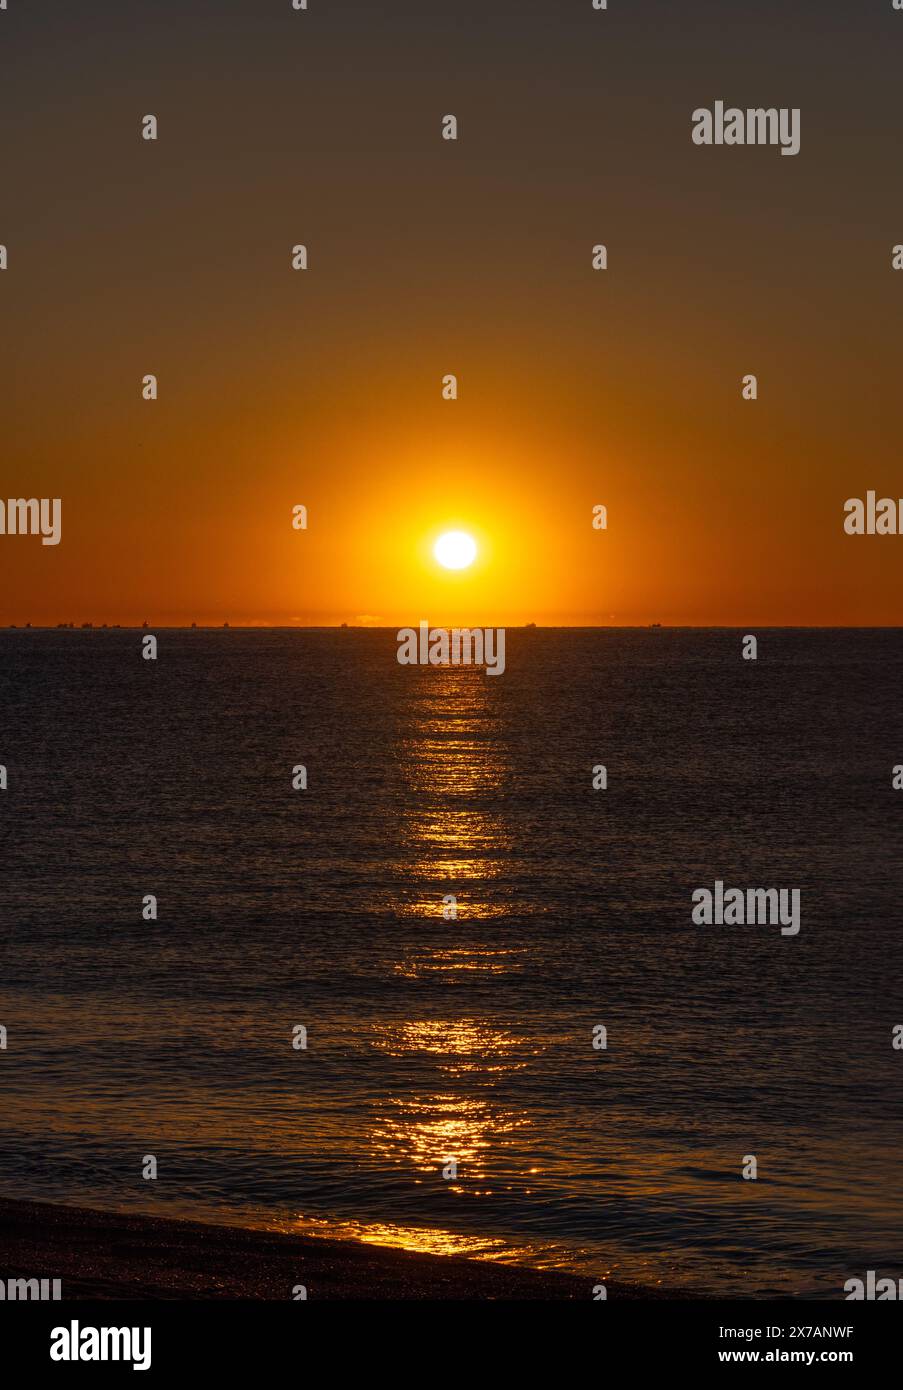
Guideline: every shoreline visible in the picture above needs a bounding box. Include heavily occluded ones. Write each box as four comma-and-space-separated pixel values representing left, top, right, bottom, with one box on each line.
0, 1197, 688, 1300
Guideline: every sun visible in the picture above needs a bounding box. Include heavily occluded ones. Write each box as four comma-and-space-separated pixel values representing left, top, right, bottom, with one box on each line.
434, 530, 477, 570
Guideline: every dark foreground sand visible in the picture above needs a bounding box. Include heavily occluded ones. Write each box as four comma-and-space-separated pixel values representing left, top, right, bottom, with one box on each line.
0, 1197, 686, 1300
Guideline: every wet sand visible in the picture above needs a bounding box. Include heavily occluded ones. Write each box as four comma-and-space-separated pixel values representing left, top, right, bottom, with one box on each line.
0, 1198, 686, 1300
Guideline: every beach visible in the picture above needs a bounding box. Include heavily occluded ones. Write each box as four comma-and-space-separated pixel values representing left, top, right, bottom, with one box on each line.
0, 1198, 684, 1300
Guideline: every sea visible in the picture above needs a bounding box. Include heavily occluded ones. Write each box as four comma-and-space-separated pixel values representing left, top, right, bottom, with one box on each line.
1, 627, 901, 1297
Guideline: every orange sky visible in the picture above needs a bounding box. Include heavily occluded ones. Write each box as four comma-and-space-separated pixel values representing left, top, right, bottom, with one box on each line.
2, 0, 902, 626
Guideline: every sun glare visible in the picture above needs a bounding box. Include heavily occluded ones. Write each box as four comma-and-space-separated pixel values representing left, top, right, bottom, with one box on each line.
434, 530, 477, 571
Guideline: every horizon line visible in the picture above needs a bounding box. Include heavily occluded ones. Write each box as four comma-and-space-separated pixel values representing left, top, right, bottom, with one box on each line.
4, 623, 903, 633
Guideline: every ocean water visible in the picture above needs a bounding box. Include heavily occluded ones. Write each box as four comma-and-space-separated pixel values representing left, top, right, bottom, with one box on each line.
1, 628, 902, 1297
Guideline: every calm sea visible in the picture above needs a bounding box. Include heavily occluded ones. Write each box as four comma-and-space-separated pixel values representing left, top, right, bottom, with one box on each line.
1, 628, 901, 1296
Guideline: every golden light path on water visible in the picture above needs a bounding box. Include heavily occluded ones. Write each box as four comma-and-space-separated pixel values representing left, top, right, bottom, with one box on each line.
391, 664, 517, 923
284, 1215, 514, 1262
301, 664, 547, 1266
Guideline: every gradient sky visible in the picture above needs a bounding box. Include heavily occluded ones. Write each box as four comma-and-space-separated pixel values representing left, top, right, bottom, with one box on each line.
2, 0, 903, 625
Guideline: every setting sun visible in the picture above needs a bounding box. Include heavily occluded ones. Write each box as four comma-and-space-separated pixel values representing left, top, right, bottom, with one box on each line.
434, 530, 478, 571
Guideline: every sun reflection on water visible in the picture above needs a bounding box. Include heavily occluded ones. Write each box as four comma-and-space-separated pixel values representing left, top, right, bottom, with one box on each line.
392, 665, 515, 927
286, 1213, 514, 1261
368, 1019, 535, 1179
351, 666, 541, 1261
393, 945, 524, 977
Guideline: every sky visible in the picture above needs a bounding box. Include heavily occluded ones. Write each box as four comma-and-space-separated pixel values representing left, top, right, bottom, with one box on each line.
2, 0, 903, 626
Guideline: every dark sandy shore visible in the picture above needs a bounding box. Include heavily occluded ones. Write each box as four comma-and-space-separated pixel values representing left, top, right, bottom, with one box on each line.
0, 1198, 686, 1300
